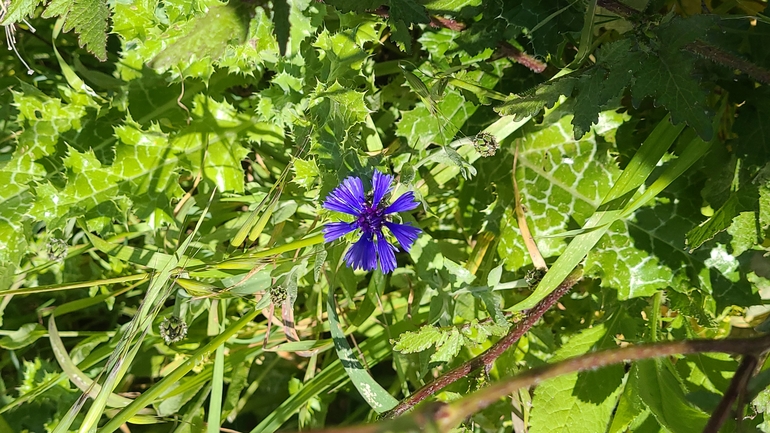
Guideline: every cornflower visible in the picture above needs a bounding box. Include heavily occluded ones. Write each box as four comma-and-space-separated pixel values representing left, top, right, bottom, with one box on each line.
323, 170, 421, 273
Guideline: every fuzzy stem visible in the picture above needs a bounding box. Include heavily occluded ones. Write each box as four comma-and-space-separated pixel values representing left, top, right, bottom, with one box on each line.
383, 268, 583, 418
301, 333, 770, 433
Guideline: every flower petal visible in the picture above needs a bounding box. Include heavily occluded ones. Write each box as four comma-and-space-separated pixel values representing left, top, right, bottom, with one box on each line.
385, 222, 421, 252
371, 170, 394, 207
323, 176, 366, 215
344, 233, 377, 271
323, 222, 357, 243
376, 234, 397, 274
384, 191, 419, 214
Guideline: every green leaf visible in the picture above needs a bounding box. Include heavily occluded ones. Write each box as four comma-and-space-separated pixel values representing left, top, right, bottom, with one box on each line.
389, 0, 431, 52
273, 0, 291, 56
150, 3, 249, 72
293, 158, 320, 190
393, 325, 446, 353
0, 323, 45, 350
430, 328, 463, 363
571, 39, 637, 139
310, 81, 369, 135
530, 324, 626, 433
0, 0, 44, 25
326, 287, 398, 413
498, 111, 624, 272
495, 77, 576, 121
635, 359, 710, 433
686, 187, 758, 252
43, 0, 109, 60
629, 16, 717, 141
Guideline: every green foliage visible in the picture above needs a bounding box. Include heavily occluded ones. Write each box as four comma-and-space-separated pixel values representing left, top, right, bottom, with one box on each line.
2, 0, 770, 432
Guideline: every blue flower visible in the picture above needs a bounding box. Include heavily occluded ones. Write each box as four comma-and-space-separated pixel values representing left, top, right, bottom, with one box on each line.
323, 170, 422, 273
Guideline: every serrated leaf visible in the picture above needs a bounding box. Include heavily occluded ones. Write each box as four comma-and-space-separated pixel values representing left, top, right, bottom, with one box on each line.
630, 52, 713, 140
635, 359, 710, 433
293, 158, 320, 190
495, 77, 577, 121
430, 328, 462, 363
571, 40, 639, 139
389, 0, 430, 52
43, 0, 109, 60
393, 326, 446, 353
686, 187, 758, 252
310, 81, 369, 134
150, 3, 248, 71
530, 324, 625, 433
0, 0, 44, 25
273, 0, 291, 56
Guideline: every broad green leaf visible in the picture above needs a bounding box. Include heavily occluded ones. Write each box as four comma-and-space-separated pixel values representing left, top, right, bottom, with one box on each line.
530, 324, 625, 433
511, 115, 686, 310
635, 359, 710, 433
498, 111, 625, 271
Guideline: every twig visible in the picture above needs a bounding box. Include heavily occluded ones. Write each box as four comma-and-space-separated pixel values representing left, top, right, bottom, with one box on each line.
435, 334, 770, 430
301, 333, 770, 433
383, 268, 583, 418
685, 40, 770, 85
703, 354, 758, 433
494, 42, 547, 74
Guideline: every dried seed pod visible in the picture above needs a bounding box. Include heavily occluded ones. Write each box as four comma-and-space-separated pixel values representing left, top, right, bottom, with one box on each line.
270, 286, 287, 305
160, 316, 188, 344
525, 268, 547, 288
473, 132, 499, 157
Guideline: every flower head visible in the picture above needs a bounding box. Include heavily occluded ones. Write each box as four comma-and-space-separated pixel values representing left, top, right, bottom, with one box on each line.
323, 170, 421, 273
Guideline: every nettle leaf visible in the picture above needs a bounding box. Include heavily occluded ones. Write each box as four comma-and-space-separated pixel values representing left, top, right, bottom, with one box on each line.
530, 323, 625, 433
571, 40, 638, 139
393, 326, 446, 353
495, 77, 577, 121
0, 0, 43, 25
629, 16, 717, 140
389, 0, 430, 52
150, 2, 249, 73
43, 0, 109, 61
686, 187, 758, 252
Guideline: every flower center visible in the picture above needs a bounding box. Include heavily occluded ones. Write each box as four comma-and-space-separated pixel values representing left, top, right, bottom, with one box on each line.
356, 202, 386, 235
